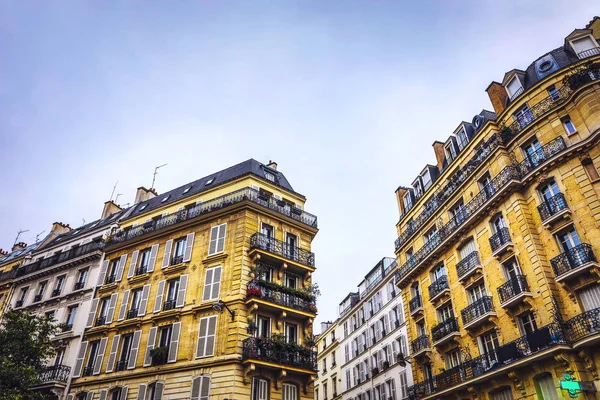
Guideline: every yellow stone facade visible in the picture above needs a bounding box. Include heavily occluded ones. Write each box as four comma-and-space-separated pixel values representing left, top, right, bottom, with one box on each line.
67, 161, 319, 400
394, 19, 600, 400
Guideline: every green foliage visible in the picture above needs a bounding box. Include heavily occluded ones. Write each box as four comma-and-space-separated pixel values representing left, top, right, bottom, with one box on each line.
0, 309, 60, 400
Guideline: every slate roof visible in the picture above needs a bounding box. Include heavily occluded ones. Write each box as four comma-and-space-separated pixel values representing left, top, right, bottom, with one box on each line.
124, 159, 300, 221
0, 242, 42, 266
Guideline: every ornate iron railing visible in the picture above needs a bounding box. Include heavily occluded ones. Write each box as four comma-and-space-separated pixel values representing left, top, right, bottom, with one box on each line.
538, 192, 569, 222
108, 187, 318, 246
551, 243, 597, 277
409, 295, 423, 313
431, 317, 459, 343
242, 337, 317, 371
461, 296, 494, 325
74, 281, 85, 290
246, 280, 316, 313
115, 360, 128, 371
428, 275, 449, 300
52, 288, 61, 297
497, 275, 530, 304
34, 294, 43, 302
516, 137, 567, 177
38, 364, 70, 383
565, 307, 600, 343
135, 266, 148, 276
411, 335, 430, 354
95, 316, 107, 326
127, 309, 139, 319
82, 366, 94, 377
456, 252, 480, 279
163, 299, 176, 311
489, 228, 512, 253
250, 232, 315, 267
17, 241, 104, 278
171, 255, 184, 266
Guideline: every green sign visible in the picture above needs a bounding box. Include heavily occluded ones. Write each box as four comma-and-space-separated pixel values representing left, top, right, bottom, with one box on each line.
560, 381, 581, 391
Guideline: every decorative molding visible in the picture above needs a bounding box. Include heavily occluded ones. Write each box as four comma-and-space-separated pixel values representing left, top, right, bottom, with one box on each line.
508, 370, 526, 396
578, 350, 598, 379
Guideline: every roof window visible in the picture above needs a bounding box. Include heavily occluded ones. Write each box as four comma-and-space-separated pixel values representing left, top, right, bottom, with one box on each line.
183, 186, 192, 194
205, 178, 214, 186
161, 195, 170, 203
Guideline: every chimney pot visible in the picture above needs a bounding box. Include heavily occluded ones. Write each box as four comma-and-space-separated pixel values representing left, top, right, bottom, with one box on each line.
11, 242, 27, 252
267, 160, 278, 170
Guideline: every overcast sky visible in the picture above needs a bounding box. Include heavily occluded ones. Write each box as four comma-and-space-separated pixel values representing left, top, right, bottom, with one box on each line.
0, 1, 597, 331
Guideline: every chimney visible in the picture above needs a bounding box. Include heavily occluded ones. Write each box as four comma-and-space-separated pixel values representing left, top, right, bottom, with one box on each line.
320, 321, 332, 333
395, 186, 408, 215
0, 249, 8, 257
101, 200, 122, 219
267, 160, 278, 170
486, 81, 508, 115
11, 242, 27, 252
134, 186, 158, 205
432, 141, 446, 169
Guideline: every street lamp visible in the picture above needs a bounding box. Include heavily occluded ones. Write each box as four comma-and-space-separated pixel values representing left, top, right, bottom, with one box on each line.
212, 300, 235, 321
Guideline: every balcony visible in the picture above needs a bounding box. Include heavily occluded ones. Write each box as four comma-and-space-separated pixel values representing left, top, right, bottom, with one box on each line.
428, 275, 449, 303
151, 346, 168, 366
431, 317, 460, 346
115, 360, 128, 371
242, 337, 317, 371
82, 366, 94, 377
163, 299, 176, 311
105, 274, 117, 284
516, 137, 567, 178
249, 232, 315, 268
37, 364, 70, 384
461, 296, 495, 329
537, 192, 570, 227
565, 307, 600, 347
74, 282, 85, 290
127, 308, 139, 319
456, 252, 482, 283
17, 241, 104, 279
551, 243, 598, 283
246, 280, 317, 315
409, 295, 424, 317
170, 255, 184, 266
135, 266, 148, 276
577, 47, 600, 59
497, 275, 532, 308
108, 187, 318, 246
489, 228, 513, 258
411, 335, 432, 358
95, 316, 107, 326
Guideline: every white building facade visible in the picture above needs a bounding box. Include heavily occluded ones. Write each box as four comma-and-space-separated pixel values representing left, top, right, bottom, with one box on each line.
316, 321, 342, 400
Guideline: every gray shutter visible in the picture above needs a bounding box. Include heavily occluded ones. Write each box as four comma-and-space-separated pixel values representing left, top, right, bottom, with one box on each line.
176, 275, 188, 308
211, 267, 222, 300
127, 330, 142, 370
99, 390, 107, 400
85, 298, 99, 328
191, 376, 202, 400
208, 226, 219, 255
119, 387, 128, 400
127, 250, 139, 279
144, 327, 157, 367
147, 244, 159, 272
155, 382, 164, 400
106, 334, 121, 373
196, 317, 208, 358
168, 322, 181, 362
117, 290, 130, 321
72, 341, 88, 378
216, 224, 226, 253
137, 384, 147, 400
183, 232, 195, 262
106, 293, 118, 323
97, 260, 109, 286
200, 377, 211, 400
205, 316, 217, 356
115, 254, 128, 282
203, 269, 214, 301
162, 240, 173, 268
93, 337, 108, 375
153, 280, 165, 313
85, 392, 94, 400
138, 284, 151, 317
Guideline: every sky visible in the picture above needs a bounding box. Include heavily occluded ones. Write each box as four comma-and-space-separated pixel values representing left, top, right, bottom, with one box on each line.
0, 1, 597, 331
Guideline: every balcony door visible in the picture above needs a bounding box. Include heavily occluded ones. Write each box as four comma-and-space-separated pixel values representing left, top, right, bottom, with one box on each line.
285, 233, 298, 259
539, 180, 560, 203
437, 303, 454, 323
256, 316, 270, 339
468, 283, 487, 304
478, 173, 494, 199
578, 284, 600, 312
416, 321, 427, 337
478, 330, 500, 365
502, 258, 522, 281
252, 378, 269, 400
459, 239, 477, 259
261, 223, 274, 239
431, 263, 446, 282
491, 215, 506, 234
556, 227, 581, 251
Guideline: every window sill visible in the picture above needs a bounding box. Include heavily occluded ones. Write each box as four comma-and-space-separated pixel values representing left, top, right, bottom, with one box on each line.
98, 282, 118, 293
162, 263, 188, 276
129, 273, 150, 284
202, 252, 228, 265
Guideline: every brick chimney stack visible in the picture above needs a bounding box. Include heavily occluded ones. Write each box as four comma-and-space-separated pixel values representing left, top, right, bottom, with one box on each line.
11, 242, 27, 252
101, 201, 122, 219
267, 160, 278, 170
432, 141, 446, 169
486, 81, 508, 115
134, 186, 158, 205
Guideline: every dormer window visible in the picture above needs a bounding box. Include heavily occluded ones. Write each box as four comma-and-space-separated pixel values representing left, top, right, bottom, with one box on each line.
420, 169, 432, 190
571, 35, 600, 59
264, 171, 276, 182
403, 192, 413, 212
444, 142, 457, 162
506, 75, 524, 100
413, 179, 423, 198
456, 128, 468, 150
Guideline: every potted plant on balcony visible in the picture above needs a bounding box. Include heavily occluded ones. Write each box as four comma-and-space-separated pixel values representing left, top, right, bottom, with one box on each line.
150, 346, 168, 365
247, 286, 263, 298
308, 303, 318, 313
246, 321, 258, 335
383, 360, 390, 370
304, 334, 317, 348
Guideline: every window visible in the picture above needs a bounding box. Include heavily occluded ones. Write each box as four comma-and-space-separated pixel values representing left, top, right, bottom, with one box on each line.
34, 281, 47, 302
196, 315, 217, 358
45, 310, 56, 321
65, 305, 78, 328
478, 173, 494, 198
522, 138, 544, 167
578, 284, 600, 311
562, 117, 577, 135
547, 85, 560, 101
399, 371, 408, 398
539, 179, 561, 207
53, 276, 65, 296
97, 297, 110, 324
535, 373, 559, 400
183, 186, 192, 194
479, 330, 500, 362
138, 248, 151, 274
424, 227, 438, 244
491, 214, 507, 234
431, 262, 446, 281
437, 303, 454, 322
118, 334, 133, 371
345, 370, 351, 390
285, 233, 298, 258
106, 260, 120, 283
331, 376, 337, 396
445, 349, 461, 369
146, 382, 165, 400
582, 157, 600, 182
491, 388, 513, 400
403, 193, 413, 211
284, 272, 298, 289
420, 169, 432, 190
164, 279, 179, 310
571, 36, 599, 58
208, 224, 227, 255
76, 268, 88, 288
285, 322, 298, 344
323, 382, 328, 399
190, 376, 211, 400
450, 200, 466, 223
16, 287, 28, 307
556, 226, 581, 251
158, 325, 172, 348
252, 378, 268, 400
256, 316, 270, 338
445, 142, 457, 162
506, 76, 524, 99
468, 282, 487, 304
129, 288, 143, 318
386, 379, 397, 400
202, 266, 222, 301
519, 313, 538, 335
456, 128, 468, 150
85, 340, 100, 375
205, 177, 214, 185
265, 171, 276, 182
413, 179, 423, 197
514, 104, 534, 128
172, 237, 187, 265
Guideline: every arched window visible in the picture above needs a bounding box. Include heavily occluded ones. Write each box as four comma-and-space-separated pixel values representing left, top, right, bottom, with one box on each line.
140, 382, 164, 400
190, 375, 211, 400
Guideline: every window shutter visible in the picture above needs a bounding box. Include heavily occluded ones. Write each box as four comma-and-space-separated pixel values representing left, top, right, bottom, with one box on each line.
155, 382, 165, 400
176, 275, 188, 308
106, 293, 118, 323
259, 380, 268, 400
136, 384, 147, 400
168, 322, 181, 362
127, 250, 139, 279
118, 290, 130, 321
99, 390, 107, 400
217, 224, 226, 253
203, 269, 214, 301
85, 299, 99, 328
196, 316, 217, 357
211, 267, 222, 300
148, 244, 159, 272
191, 376, 201, 400
115, 254, 128, 282
85, 392, 94, 400
143, 327, 157, 367
153, 280, 165, 313
119, 387, 128, 400
72, 341, 88, 378
97, 260, 109, 286
162, 240, 173, 268
127, 330, 142, 370
138, 284, 151, 317
183, 232, 195, 262
93, 337, 108, 375
208, 226, 219, 255
106, 334, 121, 373
383, 315, 390, 335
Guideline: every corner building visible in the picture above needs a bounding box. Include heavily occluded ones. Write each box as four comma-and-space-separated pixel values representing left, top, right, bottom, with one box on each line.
67, 159, 319, 400
393, 17, 600, 399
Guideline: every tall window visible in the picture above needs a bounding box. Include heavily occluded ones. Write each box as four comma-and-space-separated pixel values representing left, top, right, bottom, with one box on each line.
518, 313, 538, 335
138, 248, 151, 274
252, 378, 268, 400
556, 226, 581, 251
208, 224, 227, 255
172, 237, 187, 265
479, 330, 500, 363
76, 268, 88, 288
577, 284, 600, 311
282, 383, 297, 400
478, 173, 494, 198
456, 127, 468, 150
118, 334, 133, 370
491, 388, 513, 400
514, 104, 533, 128
582, 157, 600, 182
539, 179, 560, 205
285, 322, 298, 344
437, 303, 454, 322
445, 349, 461, 369
502, 258, 522, 281
562, 117, 577, 135
256, 316, 270, 338
522, 138, 544, 167
164, 279, 179, 310
203, 266, 222, 301
468, 282, 487, 304
106, 260, 120, 283
53, 276, 65, 296
65, 305, 78, 328
491, 214, 507, 234
535, 374, 559, 400
129, 288, 143, 317
431, 262, 446, 281
547, 85, 560, 100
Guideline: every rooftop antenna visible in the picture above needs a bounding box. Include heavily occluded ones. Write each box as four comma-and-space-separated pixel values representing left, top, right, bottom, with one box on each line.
152, 163, 168, 189
110, 181, 119, 201
114, 193, 123, 204
82, 218, 86, 225
14, 229, 30, 245
35, 230, 46, 242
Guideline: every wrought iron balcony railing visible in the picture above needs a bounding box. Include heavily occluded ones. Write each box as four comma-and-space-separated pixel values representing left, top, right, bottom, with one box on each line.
551, 243, 597, 277
34, 294, 43, 303
115, 360, 128, 371
38, 364, 71, 383
246, 280, 317, 313
456, 252, 480, 280
15, 300, 24, 308
108, 187, 318, 246
135, 266, 148, 276
431, 317, 459, 343
565, 307, 600, 343
428, 275, 449, 300
411, 335, 431, 354
74, 282, 85, 290
497, 275, 530, 304
409, 295, 423, 314
242, 337, 317, 371
538, 192, 569, 222
516, 137, 567, 177
105, 274, 117, 284
163, 299, 177, 311
52, 288, 61, 297
461, 296, 494, 325
170, 255, 184, 266
250, 232, 315, 267
127, 309, 139, 319
95, 316, 107, 326
17, 241, 104, 279
489, 228, 512, 253
82, 366, 94, 377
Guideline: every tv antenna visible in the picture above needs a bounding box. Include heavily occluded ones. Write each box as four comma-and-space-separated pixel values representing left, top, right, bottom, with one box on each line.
114, 193, 123, 204
35, 230, 46, 242
14, 229, 30, 245
151, 163, 168, 189
110, 181, 119, 201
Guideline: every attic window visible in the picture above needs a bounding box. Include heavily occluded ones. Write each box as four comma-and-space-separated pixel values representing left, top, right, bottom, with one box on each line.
506, 76, 524, 100
456, 128, 468, 150
445, 142, 457, 162
72, 230, 81, 235
183, 186, 192, 194
265, 172, 276, 182
571, 36, 599, 59
205, 178, 214, 186
161, 195, 170, 203
539, 60, 553, 72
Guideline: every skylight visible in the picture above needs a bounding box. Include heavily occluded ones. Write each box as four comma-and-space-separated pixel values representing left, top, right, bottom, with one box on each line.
139, 204, 148, 211
183, 186, 192, 194
205, 178, 214, 186
161, 195, 170, 203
